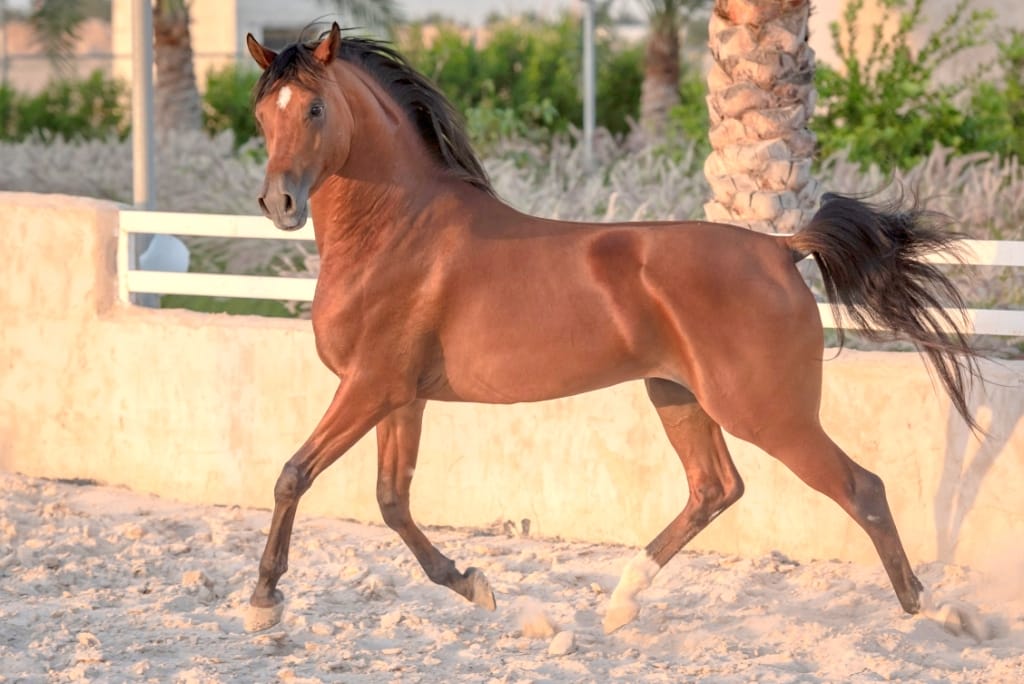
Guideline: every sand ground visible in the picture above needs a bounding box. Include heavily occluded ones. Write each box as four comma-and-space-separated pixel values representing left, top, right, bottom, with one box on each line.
1, 471, 1022, 683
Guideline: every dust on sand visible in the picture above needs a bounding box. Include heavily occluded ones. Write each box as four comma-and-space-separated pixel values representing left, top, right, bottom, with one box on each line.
1, 471, 1022, 683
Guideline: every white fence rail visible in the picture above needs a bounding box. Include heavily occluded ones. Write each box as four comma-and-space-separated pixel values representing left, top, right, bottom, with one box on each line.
118, 210, 1024, 336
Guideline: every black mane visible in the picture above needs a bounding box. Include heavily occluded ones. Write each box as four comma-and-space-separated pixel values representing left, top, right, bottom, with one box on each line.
253, 34, 493, 196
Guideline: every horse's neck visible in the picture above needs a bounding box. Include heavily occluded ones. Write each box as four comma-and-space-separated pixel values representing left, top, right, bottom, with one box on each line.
309, 69, 441, 258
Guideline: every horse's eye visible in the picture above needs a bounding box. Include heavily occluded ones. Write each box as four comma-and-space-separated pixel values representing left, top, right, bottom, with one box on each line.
309, 103, 325, 118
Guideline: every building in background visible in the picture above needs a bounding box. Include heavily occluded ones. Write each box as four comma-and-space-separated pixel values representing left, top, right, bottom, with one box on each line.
2, 0, 1023, 94
111, 0, 357, 90
0, 16, 111, 93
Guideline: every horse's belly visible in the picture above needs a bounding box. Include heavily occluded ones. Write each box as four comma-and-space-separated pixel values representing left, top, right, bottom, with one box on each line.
431, 331, 647, 404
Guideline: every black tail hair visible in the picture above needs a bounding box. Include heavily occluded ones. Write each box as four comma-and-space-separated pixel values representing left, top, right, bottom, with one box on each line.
787, 192, 982, 430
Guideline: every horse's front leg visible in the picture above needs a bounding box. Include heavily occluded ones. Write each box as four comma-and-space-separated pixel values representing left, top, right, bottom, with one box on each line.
376, 400, 496, 610
245, 379, 406, 632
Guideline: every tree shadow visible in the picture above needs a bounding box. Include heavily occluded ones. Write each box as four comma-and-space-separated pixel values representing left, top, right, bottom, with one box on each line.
934, 369, 1023, 563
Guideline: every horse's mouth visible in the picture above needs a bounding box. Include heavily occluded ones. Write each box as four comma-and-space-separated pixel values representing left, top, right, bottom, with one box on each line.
273, 206, 308, 231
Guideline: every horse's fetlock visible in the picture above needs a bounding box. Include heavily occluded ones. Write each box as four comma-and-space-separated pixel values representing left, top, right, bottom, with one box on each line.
258, 557, 287, 580
425, 558, 457, 586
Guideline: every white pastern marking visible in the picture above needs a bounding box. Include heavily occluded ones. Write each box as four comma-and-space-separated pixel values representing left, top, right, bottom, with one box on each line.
603, 551, 661, 633
406, 467, 416, 479
277, 86, 293, 111
612, 551, 660, 600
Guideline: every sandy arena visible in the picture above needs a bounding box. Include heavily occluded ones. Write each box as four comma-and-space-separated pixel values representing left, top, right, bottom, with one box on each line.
1, 470, 1022, 683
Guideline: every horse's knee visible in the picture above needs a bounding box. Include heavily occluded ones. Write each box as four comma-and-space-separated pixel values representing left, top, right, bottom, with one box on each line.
850, 468, 891, 525
378, 499, 409, 531
274, 462, 307, 502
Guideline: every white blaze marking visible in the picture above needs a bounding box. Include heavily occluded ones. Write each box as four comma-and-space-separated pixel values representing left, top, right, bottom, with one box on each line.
277, 86, 293, 110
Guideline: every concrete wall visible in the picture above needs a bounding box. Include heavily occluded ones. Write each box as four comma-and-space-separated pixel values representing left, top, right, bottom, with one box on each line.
2, 192, 1022, 570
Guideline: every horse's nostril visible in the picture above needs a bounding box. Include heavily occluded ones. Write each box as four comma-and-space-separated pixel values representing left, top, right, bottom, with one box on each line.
258, 197, 270, 217
283, 193, 294, 213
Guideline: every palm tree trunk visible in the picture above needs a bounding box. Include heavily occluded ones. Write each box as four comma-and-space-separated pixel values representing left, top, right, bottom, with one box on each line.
153, 0, 201, 133
640, 21, 681, 139
704, 0, 818, 233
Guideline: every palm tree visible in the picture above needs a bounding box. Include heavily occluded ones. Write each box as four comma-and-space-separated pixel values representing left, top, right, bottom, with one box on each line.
28, 0, 89, 76
703, 0, 818, 233
322, 0, 400, 31
638, 1, 681, 138
637, 1, 707, 139
31, 0, 399, 135
152, 0, 201, 132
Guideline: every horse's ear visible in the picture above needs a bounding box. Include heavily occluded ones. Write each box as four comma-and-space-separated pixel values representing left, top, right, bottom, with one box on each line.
246, 33, 277, 70
313, 22, 342, 66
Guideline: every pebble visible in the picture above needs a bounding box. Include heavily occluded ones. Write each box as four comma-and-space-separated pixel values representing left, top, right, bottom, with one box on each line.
358, 573, 397, 600
182, 569, 213, 589
380, 609, 403, 630
120, 523, 145, 541
310, 622, 335, 636
548, 630, 576, 656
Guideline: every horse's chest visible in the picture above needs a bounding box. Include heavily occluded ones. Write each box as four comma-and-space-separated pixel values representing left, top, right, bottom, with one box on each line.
309, 277, 420, 375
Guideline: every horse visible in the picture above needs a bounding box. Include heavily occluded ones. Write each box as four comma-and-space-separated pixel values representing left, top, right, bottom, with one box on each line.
241, 23, 981, 634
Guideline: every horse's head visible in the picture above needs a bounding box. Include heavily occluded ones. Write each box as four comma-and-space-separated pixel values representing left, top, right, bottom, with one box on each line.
246, 24, 352, 231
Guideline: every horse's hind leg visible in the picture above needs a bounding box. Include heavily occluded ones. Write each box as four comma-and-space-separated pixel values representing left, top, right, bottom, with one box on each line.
764, 425, 923, 614
604, 378, 745, 633
375, 400, 496, 610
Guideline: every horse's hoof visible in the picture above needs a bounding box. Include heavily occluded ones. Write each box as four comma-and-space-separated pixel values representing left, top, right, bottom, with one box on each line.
602, 597, 640, 634
465, 567, 496, 611
245, 596, 285, 632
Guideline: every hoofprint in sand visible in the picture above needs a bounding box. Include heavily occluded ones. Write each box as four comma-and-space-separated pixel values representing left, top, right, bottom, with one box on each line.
1, 471, 1021, 683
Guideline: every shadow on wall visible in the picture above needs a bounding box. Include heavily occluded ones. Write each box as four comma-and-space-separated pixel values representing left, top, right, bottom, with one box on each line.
935, 377, 1023, 562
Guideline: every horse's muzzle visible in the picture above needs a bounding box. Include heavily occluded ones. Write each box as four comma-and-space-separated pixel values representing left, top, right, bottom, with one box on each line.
258, 173, 310, 231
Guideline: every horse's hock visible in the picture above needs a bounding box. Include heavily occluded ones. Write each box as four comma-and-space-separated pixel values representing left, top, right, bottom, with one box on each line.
1, 191, 1022, 570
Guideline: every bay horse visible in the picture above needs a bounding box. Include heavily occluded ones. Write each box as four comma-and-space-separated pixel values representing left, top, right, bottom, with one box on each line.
242, 24, 981, 634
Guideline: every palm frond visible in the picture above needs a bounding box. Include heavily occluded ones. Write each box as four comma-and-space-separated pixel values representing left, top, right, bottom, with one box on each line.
319, 0, 402, 31
29, 0, 86, 74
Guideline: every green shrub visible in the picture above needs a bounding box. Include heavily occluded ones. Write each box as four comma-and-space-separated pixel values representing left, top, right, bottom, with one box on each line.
0, 71, 128, 142
0, 84, 16, 140
203, 63, 261, 146
664, 67, 711, 161
961, 30, 1024, 162
813, 0, 993, 171
400, 13, 646, 143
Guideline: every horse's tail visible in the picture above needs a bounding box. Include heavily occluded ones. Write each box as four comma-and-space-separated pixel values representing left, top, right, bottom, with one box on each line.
784, 192, 981, 430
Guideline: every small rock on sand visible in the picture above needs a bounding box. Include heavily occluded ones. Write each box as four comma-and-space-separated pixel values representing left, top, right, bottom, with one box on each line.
380, 610, 403, 630
548, 630, 576, 656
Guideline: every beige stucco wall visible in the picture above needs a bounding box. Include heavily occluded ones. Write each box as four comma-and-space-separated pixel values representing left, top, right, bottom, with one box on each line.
1, 192, 1022, 571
